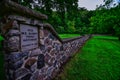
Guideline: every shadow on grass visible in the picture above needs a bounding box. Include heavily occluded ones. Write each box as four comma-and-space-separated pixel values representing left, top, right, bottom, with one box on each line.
0, 41, 6, 80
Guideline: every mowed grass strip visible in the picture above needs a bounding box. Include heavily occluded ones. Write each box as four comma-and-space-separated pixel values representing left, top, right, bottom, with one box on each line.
59, 34, 80, 39
55, 35, 120, 80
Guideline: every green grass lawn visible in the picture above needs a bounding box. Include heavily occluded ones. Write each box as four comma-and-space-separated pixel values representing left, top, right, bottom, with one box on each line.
55, 35, 120, 80
59, 34, 80, 39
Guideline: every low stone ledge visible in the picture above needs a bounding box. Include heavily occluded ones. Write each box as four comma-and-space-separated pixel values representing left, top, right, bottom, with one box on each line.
62, 36, 82, 43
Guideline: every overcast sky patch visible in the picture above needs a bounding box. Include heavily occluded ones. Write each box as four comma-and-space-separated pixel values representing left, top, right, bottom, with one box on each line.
78, 0, 104, 10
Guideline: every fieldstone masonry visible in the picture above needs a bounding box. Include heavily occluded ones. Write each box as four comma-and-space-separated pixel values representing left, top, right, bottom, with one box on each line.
0, 0, 91, 80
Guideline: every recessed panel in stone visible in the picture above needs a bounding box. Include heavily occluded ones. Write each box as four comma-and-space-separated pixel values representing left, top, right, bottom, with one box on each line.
20, 24, 38, 51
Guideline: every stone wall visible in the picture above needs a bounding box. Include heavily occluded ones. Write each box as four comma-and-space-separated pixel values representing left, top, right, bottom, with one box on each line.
0, 1, 91, 80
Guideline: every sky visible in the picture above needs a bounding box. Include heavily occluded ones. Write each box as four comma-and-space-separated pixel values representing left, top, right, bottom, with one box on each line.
78, 0, 104, 10
116, 0, 120, 3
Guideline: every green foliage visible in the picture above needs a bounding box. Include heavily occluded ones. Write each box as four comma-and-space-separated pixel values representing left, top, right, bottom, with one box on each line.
90, 6, 120, 38
56, 26, 65, 33
10, 0, 93, 34
55, 36, 120, 80
113, 25, 120, 40
90, 12, 114, 34
5, 0, 120, 39
66, 21, 76, 33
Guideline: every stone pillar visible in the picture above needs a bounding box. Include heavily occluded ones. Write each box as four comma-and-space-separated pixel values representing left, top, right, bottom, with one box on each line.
1, 17, 22, 80
1, 15, 47, 80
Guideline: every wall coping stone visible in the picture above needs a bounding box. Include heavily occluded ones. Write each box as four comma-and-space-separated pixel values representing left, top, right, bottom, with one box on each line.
62, 36, 82, 43
41, 23, 83, 44
42, 23, 63, 43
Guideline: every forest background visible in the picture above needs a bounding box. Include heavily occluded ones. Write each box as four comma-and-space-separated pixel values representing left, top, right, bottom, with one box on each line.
0, 0, 120, 40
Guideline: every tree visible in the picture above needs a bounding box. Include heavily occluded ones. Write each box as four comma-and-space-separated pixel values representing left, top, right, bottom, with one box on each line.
90, 3, 120, 40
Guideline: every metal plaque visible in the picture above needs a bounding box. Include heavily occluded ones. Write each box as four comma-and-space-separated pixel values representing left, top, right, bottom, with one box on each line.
20, 24, 38, 51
